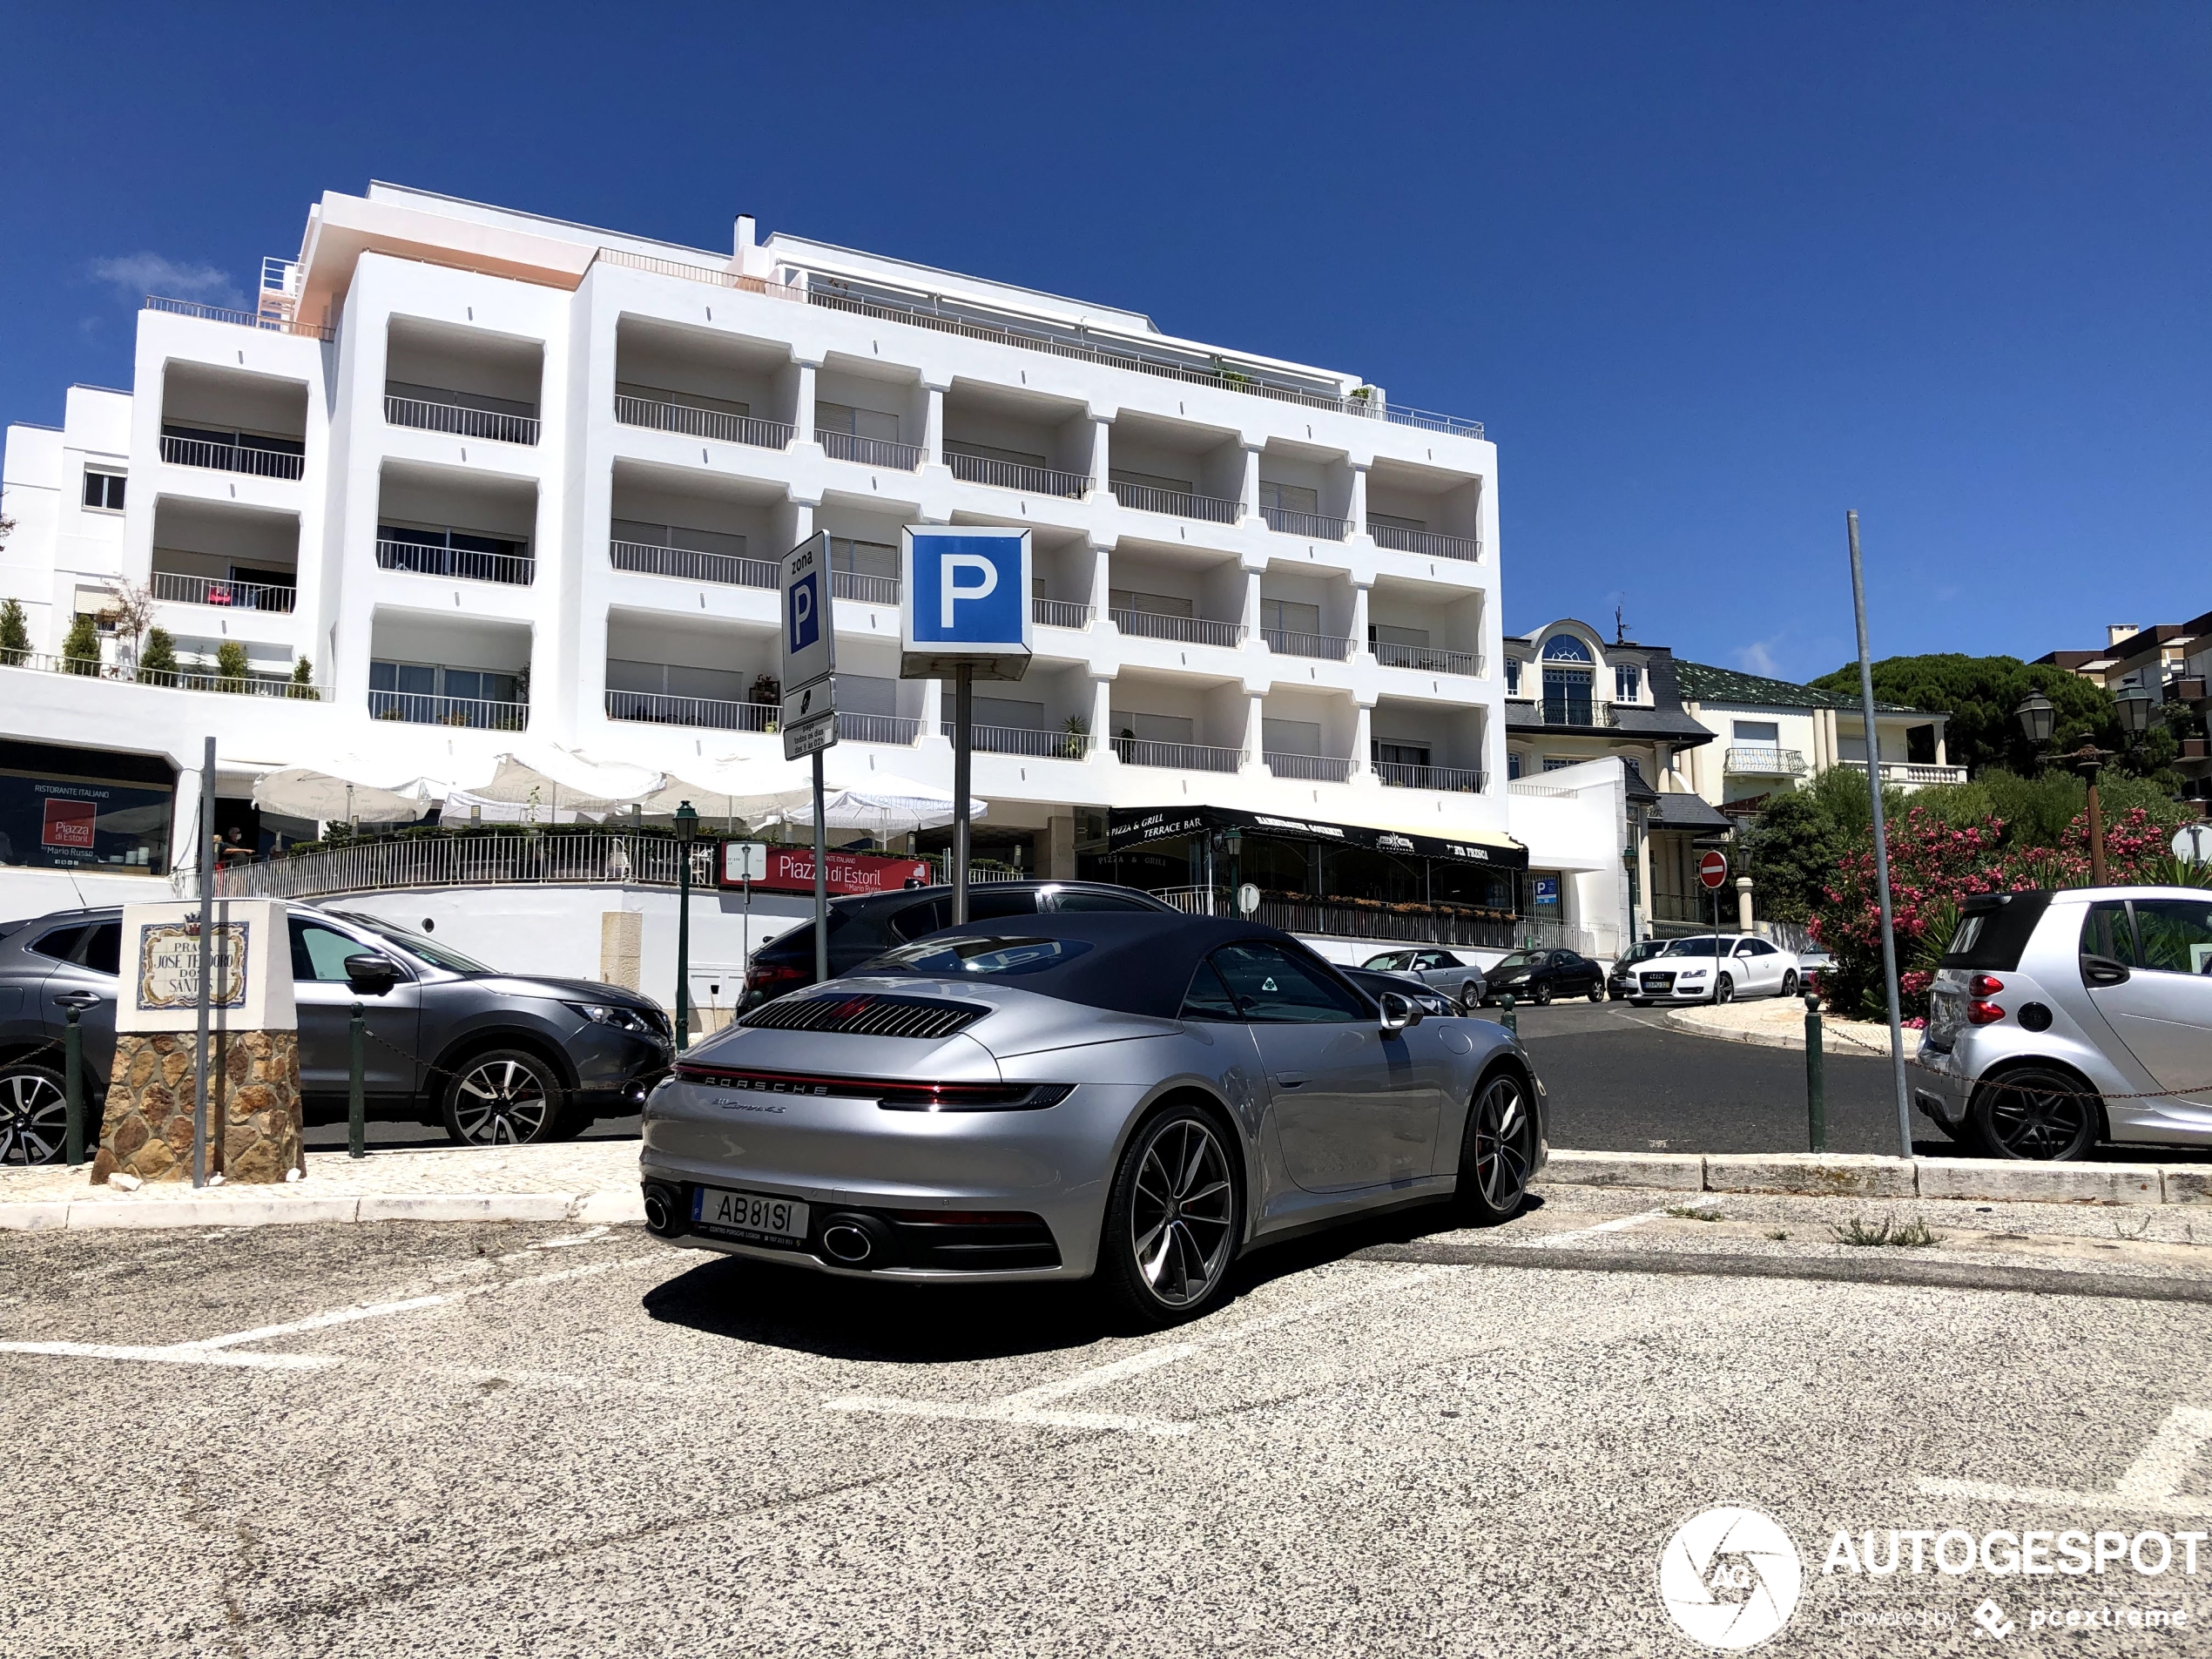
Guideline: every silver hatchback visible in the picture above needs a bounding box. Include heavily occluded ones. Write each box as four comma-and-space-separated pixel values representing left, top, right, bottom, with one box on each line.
1915, 887, 2212, 1159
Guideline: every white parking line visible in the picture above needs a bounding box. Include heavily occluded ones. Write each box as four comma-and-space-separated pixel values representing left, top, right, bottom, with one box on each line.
1521, 1204, 1676, 1249
1917, 1405, 2212, 1519
0, 1340, 334, 1371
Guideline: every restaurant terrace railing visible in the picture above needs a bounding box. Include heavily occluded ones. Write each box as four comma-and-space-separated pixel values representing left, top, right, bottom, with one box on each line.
158, 434, 306, 480
1375, 761, 1486, 792
614, 393, 794, 451
1263, 628, 1355, 662
605, 690, 777, 732
1372, 641, 1482, 676
1109, 480, 1242, 524
1370, 524, 1480, 562
1260, 504, 1350, 541
609, 539, 779, 589
1032, 598, 1097, 630
208, 833, 716, 900
941, 721, 1096, 760
152, 570, 298, 612
0, 650, 324, 698
368, 690, 529, 731
144, 294, 335, 342
1112, 738, 1244, 772
385, 395, 540, 447
818, 428, 923, 470
376, 539, 536, 587
1109, 608, 1247, 649
1148, 887, 1519, 949
947, 451, 1091, 498
1265, 752, 1355, 782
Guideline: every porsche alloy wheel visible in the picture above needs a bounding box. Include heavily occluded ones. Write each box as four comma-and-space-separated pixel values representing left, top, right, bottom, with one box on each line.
1102, 1106, 1238, 1325
1459, 1069, 1537, 1224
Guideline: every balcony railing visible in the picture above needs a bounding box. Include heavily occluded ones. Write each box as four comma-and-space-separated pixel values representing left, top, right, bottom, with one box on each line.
832, 570, 900, 606
1838, 759, 1969, 787
1265, 752, 1354, 782
1112, 738, 1244, 772
1032, 598, 1096, 630
614, 393, 793, 451
839, 711, 921, 745
605, 690, 776, 732
1109, 608, 1246, 649
1260, 504, 1350, 541
376, 539, 536, 587
941, 721, 1096, 759
1263, 628, 1354, 662
0, 651, 325, 699
1724, 746, 1808, 777
1373, 641, 1481, 676
609, 539, 779, 589
210, 833, 716, 901
1109, 480, 1242, 524
152, 570, 297, 613
368, 690, 529, 731
144, 294, 334, 342
1370, 524, 1481, 562
385, 395, 540, 447
158, 434, 305, 480
946, 451, 1091, 499
1507, 698, 1618, 729
1376, 761, 1486, 792
818, 429, 923, 470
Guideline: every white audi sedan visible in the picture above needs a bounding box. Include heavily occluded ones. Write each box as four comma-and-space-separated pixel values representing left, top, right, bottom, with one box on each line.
1625, 934, 1803, 1006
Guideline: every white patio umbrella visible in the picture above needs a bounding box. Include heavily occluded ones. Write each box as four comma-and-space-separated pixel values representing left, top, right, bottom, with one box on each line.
252, 763, 444, 826
440, 745, 666, 824
758, 763, 985, 839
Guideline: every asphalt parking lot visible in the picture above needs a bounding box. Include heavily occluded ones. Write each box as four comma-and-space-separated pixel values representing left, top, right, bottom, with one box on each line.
6, 1192, 2209, 1656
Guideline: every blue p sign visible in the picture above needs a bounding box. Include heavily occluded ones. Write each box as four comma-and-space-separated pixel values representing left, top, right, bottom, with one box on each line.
788, 570, 819, 654
900, 525, 1032, 679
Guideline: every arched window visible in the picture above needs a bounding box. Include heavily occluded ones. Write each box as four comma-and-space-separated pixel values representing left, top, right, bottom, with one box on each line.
1540, 633, 1594, 663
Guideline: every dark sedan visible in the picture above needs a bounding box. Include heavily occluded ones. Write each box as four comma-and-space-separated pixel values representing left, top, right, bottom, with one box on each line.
1471, 948, 1606, 1009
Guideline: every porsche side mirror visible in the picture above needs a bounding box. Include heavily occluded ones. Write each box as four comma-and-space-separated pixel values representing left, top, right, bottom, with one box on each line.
344, 954, 401, 996
2080, 954, 2132, 989
1378, 991, 1423, 1032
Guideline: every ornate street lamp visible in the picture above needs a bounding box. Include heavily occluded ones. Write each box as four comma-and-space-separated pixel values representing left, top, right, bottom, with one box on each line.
2115, 685, 2157, 738
2013, 691, 2055, 747
2016, 691, 2118, 887
673, 799, 698, 1052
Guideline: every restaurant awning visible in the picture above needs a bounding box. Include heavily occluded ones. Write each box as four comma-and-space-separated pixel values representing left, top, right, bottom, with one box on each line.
1107, 806, 1529, 872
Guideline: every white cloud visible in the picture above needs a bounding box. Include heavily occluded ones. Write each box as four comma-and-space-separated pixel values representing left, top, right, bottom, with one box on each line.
88, 253, 244, 310
1734, 638, 1784, 678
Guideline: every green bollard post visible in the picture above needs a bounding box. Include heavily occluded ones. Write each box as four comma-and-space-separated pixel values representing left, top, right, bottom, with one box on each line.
1804, 991, 1826, 1153
1500, 993, 1517, 1038
348, 1002, 367, 1159
64, 1008, 84, 1166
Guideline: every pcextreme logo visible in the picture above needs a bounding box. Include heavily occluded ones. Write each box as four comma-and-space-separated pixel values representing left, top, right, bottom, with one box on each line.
1659, 1507, 1805, 1649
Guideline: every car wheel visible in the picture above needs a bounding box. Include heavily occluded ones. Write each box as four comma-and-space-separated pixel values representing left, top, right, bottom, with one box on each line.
1460, 989, 1485, 1016
1779, 970, 1798, 999
0, 1063, 70, 1166
1458, 1068, 1538, 1224
1098, 1103, 1240, 1327
442, 1049, 566, 1146
1972, 1067, 2099, 1161
1532, 981, 1554, 1007
1715, 974, 1735, 1004
1586, 982, 1603, 1002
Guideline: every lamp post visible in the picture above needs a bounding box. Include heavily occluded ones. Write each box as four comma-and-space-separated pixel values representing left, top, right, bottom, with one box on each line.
2016, 687, 2157, 889
673, 799, 698, 1052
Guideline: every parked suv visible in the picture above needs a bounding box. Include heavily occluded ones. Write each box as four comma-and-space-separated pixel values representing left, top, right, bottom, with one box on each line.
743, 881, 1177, 1006
0, 905, 673, 1163
1917, 887, 2212, 1160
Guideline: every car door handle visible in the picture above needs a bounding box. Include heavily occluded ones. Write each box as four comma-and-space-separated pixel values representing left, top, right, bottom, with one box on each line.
52, 991, 101, 1010
1273, 1071, 1312, 1088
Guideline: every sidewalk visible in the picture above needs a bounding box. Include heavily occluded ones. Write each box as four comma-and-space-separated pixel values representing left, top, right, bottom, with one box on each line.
0, 1140, 644, 1230
1662, 995, 1895, 1055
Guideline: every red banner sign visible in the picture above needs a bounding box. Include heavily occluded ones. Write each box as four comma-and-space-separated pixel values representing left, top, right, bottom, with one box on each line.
725, 846, 933, 898
41, 798, 98, 850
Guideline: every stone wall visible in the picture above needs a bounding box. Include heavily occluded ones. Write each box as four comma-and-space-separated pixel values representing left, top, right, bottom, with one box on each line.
93, 1029, 303, 1184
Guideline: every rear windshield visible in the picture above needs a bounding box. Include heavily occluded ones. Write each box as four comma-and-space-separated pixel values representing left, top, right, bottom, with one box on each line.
867, 934, 1092, 977
1938, 892, 2053, 972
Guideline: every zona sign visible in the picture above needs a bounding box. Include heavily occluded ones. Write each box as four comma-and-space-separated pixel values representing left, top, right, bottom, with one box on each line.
1697, 850, 1730, 891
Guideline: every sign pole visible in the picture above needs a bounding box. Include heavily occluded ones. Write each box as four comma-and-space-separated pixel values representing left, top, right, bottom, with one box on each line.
192, 736, 214, 1189
953, 665, 973, 926
812, 749, 828, 987
1848, 510, 1914, 1158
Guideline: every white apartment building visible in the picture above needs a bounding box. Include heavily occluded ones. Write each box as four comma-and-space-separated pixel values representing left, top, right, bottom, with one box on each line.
0, 182, 1629, 965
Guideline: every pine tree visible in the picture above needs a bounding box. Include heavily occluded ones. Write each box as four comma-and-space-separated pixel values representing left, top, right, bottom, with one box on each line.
61, 612, 101, 675
138, 626, 178, 682
215, 639, 250, 691
0, 597, 29, 664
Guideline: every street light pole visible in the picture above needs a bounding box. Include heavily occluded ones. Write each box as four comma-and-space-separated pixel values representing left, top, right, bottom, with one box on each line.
673, 799, 698, 1052
1846, 512, 1913, 1160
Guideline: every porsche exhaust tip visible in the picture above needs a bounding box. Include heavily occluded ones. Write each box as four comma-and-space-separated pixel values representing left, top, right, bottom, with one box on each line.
820, 1220, 876, 1264
642, 1185, 678, 1236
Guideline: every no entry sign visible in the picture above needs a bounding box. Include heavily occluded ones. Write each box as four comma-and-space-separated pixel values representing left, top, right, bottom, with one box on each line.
1698, 850, 1730, 891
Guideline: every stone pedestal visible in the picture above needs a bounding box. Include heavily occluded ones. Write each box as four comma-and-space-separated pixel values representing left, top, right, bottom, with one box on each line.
93, 1029, 302, 1184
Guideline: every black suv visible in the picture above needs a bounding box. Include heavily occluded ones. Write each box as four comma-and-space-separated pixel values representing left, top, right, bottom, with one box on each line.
0, 904, 673, 1163
743, 880, 1177, 1006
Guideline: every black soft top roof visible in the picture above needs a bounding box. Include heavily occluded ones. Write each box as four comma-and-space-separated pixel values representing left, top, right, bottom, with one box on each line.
877, 912, 1361, 1019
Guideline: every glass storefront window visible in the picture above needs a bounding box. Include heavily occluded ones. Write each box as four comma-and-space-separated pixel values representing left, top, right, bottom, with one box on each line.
0, 739, 175, 875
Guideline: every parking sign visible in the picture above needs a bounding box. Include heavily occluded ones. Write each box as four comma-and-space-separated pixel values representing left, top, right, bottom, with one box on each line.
781, 531, 834, 692
900, 526, 1031, 680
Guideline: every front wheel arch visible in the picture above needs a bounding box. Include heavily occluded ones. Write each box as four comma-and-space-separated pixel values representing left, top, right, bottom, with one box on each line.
1455, 1058, 1541, 1224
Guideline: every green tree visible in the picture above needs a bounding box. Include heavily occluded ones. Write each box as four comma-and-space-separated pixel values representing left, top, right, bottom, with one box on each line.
61, 612, 101, 675
0, 597, 30, 664
215, 639, 251, 691
1807, 654, 2137, 778
290, 654, 315, 699
138, 626, 178, 683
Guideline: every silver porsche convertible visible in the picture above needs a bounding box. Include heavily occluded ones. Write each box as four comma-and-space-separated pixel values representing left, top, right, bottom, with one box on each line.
639, 913, 1547, 1325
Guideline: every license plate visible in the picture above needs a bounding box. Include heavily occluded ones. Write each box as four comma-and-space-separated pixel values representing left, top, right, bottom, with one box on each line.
1643, 974, 1675, 992
691, 1186, 811, 1245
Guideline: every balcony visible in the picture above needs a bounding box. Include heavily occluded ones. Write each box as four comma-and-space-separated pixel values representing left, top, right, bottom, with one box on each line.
609, 539, 778, 590
605, 689, 775, 732
1838, 759, 1969, 787
1260, 505, 1349, 541
1377, 761, 1485, 792
1263, 627, 1354, 663
941, 722, 1095, 759
1507, 698, 1618, 729
1109, 608, 1246, 649
376, 538, 535, 588
1033, 598, 1096, 630
159, 433, 305, 481
833, 570, 900, 606
144, 293, 334, 342
818, 429, 922, 470
1724, 746, 1808, 777
1374, 641, 1481, 676
0, 651, 324, 698
1371, 524, 1480, 562
1266, 752, 1354, 782
1112, 738, 1244, 772
1110, 479, 1240, 524
947, 451, 1090, 499
386, 394, 539, 447
152, 570, 297, 613
615, 393, 792, 451
839, 711, 921, 745
368, 690, 528, 731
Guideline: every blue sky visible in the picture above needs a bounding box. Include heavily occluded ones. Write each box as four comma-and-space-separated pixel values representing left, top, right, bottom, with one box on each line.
4, 3, 2206, 682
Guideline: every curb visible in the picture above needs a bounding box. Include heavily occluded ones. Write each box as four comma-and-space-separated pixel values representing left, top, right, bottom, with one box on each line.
1541, 1150, 2197, 1206
1659, 1008, 1892, 1056
0, 1190, 647, 1232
